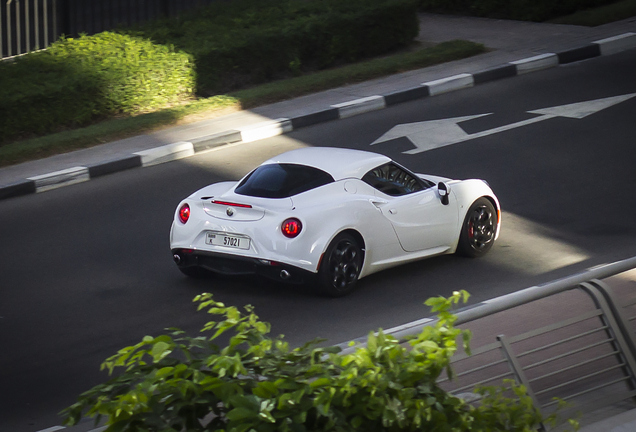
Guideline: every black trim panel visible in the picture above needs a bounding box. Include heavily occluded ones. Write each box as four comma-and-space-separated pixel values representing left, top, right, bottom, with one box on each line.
171, 248, 315, 284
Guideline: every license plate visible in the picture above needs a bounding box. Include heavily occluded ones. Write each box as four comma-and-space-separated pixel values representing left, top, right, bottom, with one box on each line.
205, 232, 250, 250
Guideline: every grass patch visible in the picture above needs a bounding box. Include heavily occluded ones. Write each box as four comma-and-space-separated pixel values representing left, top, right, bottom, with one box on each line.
547, 0, 636, 26
233, 40, 486, 108
0, 96, 239, 168
0, 40, 485, 168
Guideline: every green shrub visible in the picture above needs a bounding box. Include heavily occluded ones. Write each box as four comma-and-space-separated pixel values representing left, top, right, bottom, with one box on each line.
418, 0, 620, 21
0, 54, 104, 139
0, 32, 193, 143
47, 32, 195, 113
1, 0, 417, 144
62, 291, 565, 432
127, 0, 419, 93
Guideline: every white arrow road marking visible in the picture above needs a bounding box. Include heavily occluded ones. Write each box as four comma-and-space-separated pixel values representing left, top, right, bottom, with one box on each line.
528, 93, 636, 118
372, 93, 636, 154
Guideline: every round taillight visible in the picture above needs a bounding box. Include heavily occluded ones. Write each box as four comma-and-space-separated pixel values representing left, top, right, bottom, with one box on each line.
178, 203, 190, 224
281, 218, 302, 238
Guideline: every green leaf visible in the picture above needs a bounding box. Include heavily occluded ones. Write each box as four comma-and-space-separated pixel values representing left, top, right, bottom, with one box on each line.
253, 381, 279, 399
259, 410, 276, 423
150, 341, 172, 362
226, 407, 257, 421
367, 331, 377, 353
154, 366, 174, 380
309, 378, 331, 388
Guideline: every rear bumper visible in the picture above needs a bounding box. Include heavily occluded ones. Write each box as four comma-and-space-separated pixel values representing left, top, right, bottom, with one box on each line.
171, 248, 315, 284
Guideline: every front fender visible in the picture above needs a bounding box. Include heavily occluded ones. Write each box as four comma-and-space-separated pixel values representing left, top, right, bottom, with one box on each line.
450, 179, 501, 240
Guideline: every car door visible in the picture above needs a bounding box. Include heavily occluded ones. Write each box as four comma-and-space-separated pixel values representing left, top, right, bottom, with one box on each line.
363, 162, 458, 252
380, 188, 457, 252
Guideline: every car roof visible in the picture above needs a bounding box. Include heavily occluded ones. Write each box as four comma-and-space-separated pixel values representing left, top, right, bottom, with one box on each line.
262, 147, 391, 181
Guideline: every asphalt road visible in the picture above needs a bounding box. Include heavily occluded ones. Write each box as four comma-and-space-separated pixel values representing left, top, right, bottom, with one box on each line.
1, 50, 636, 432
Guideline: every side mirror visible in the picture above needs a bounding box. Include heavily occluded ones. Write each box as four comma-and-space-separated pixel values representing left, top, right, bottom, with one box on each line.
438, 182, 450, 205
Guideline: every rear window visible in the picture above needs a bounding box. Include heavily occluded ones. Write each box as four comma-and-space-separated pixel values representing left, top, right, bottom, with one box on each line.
235, 163, 335, 198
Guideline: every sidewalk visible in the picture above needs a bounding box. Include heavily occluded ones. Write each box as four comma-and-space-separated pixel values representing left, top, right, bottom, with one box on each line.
579, 409, 636, 432
1, 14, 635, 195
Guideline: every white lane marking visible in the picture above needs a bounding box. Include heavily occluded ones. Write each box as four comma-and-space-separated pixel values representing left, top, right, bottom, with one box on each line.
372, 93, 636, 154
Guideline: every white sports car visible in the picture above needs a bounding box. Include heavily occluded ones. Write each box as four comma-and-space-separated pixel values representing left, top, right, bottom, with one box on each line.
170, 147, 500, 296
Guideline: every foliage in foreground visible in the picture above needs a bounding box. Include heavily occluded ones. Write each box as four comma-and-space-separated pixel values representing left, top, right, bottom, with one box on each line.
62, 291, 566, 432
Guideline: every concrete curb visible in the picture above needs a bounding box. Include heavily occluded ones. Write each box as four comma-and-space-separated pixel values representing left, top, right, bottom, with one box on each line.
333, 95, 387, 118
425, 73, 474, 95
27, 167, 90, 193
2, 32, 635, 202
134, 141, 195, 167
239, 118, 293, 143
510, 53, 559, 74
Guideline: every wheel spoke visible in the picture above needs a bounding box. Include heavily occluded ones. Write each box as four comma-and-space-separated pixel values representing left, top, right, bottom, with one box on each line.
327, 239, 361, 291
468, 206, 495, 249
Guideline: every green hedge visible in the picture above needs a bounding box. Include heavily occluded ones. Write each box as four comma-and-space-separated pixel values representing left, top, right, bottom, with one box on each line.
0, 55, 103, 140
1, 0, 418, 144
418, 0, 620, 21
129, 0, 419, 93
0, 32, 194, 143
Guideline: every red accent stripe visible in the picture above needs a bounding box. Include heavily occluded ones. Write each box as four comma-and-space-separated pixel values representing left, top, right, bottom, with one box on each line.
211, 200, 252, 208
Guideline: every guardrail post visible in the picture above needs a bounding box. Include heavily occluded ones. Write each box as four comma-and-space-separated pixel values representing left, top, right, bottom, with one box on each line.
579, 282, 636, 391
1, 0, 4, 57
6, 0, 12, 56
497, 335, 544, 418
590, 279, 636, 359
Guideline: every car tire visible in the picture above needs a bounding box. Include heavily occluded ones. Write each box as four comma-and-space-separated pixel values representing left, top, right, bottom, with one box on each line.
317, 233, 363, 297
457, 197, 497, 258
178, 266, 211, 279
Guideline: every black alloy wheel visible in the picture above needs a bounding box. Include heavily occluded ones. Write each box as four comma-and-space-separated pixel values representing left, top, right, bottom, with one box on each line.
457, 198, 497, 258
318, 233, 363, 297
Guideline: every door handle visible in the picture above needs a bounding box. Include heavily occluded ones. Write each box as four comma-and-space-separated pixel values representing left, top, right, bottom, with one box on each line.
370, 199, 388, 211
389, 209, 397, 214
370, 199, 388, 207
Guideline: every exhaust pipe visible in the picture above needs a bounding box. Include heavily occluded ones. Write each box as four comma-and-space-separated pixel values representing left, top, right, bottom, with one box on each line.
173, 254, 182, 265
280, 270, 291, 280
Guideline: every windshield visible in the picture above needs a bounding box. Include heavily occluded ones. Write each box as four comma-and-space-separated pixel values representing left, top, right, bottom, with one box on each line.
235, 163, 335, 198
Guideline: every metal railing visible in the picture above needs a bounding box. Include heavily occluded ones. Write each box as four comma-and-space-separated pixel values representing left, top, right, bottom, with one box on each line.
341, 256, 636, 428
0, 0, 56, 58
1, 0, 217, 59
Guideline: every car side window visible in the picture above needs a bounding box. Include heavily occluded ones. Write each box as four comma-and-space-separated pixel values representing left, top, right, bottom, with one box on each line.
362, 162, 431, 196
